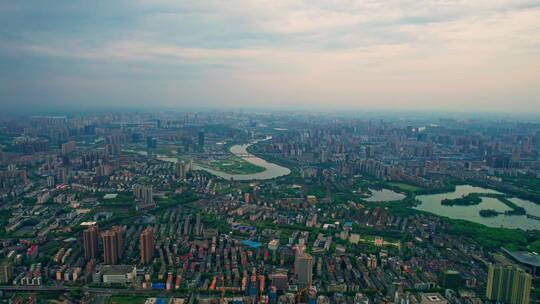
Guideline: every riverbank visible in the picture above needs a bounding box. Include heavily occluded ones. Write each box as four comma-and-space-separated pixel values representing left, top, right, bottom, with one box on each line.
196, 154, 265, 175
158, 140, 291, 181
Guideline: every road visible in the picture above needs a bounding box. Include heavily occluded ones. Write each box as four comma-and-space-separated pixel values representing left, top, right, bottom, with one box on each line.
0, 285, 171, 295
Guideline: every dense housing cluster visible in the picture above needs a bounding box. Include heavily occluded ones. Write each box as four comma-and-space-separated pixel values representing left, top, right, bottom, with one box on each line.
0, 112, 538, 304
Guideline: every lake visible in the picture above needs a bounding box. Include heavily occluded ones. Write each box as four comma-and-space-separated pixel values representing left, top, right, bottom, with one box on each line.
365, 188, 406, 202
414, 185, 540, 230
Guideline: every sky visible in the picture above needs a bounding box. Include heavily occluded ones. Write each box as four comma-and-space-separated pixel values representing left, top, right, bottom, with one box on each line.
0, 0, 539, 113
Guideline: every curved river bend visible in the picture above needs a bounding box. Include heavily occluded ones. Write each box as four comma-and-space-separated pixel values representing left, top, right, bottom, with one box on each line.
160, 142, 291, 181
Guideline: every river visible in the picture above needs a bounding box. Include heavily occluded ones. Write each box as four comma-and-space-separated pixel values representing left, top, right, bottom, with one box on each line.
158, 141, 291, 181
414, 185, 540, 230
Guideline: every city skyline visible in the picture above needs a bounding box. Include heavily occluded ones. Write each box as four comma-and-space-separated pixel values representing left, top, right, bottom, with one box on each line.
0, 111, 538, 303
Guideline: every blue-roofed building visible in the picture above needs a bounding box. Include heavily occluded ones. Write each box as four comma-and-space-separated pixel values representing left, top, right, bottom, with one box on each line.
232, 223, 257, 233
151, 282, 165, 289
241, 240, 261, 249
156, 298, 166, 304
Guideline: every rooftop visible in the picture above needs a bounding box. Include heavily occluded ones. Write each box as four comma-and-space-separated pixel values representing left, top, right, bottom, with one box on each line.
241, 240, 261, 249
502, 247, 540, 267
99, 265, 136, 275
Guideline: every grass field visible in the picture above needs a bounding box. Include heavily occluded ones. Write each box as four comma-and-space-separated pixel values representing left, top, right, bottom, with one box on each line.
200, 156, 265, 174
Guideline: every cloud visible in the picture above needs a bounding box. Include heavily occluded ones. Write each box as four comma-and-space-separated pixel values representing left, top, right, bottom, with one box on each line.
5, 41, 264, 62
0, 0, 539, 112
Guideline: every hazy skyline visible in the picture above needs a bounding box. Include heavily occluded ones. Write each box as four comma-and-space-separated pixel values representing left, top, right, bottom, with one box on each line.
1, 0, 539, 113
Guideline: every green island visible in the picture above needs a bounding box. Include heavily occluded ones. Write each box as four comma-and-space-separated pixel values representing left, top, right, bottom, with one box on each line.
441, 193, 482, 206
197, 155, 265, 174
441, 192, 526, 216
475, 193, 527, 216
479, 209, 500, 217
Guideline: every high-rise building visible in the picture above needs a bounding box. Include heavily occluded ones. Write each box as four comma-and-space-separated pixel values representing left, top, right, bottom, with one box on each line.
198, 131, 205, 151
95, 164, 112, 181
61, 140, 76, 154
194, 214, 202, 237
46, 175, 55, 188
83, 226, 99, 261
0, 261, 13, 284
442, 270, 462, 290
295, 251, 313, 288
133, 184, 155, 210
367, 255, 377, 269
175, 161, 187, 179
102, 230, 119, 265
486, 264, 531, 304
146, 136, 157, 149
55, 167, 69, 184
133, 184, 153, 202
320, 149, 328, 163
111, 226, 124, 259
131, 132, 141, 143
365, 145, 374, 158
140, 227, 154, 265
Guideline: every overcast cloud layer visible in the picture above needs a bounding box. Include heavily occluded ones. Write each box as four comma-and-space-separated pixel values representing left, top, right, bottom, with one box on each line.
1, 0, 539, 113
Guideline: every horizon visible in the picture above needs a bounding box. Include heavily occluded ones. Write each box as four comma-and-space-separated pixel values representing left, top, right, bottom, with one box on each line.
3, 105, 540, 123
